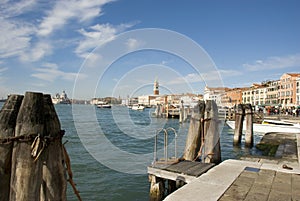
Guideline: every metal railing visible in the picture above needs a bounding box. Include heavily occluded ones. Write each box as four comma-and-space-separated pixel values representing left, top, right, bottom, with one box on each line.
153, 127, 178, 163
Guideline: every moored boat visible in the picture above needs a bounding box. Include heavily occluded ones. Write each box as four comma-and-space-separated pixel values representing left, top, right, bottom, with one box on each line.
226, 119, 300, 134
96, 101, 111, 108
131, 104, 145, 111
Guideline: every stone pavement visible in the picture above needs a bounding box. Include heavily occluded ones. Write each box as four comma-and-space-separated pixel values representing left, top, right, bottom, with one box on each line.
164, 159, 300, 201
164, 132, 300, 201
219, 167, 300, 201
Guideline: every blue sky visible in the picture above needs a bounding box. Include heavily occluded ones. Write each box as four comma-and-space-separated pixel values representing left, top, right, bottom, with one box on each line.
1, 0, 300, 99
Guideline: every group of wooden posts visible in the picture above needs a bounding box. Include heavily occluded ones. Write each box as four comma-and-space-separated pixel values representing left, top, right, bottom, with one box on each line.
0, 92, 79, 201
149, 100, 222, 200
233, 103, 254, 147
153, 101, 190, 122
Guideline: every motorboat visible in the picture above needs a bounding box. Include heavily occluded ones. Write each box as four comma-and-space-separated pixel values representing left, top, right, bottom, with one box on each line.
131, 104, 145, 111
96, 101, 111, 108
226, 119, 300, 134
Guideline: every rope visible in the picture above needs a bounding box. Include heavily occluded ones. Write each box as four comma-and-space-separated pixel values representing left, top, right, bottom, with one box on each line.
0, 130, 65, 144
0, 129, 82, 201
0, 130, 65, 162
63, 144, 82, 201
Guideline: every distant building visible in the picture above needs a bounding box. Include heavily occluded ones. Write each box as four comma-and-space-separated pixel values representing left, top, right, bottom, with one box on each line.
204, 86, 229, 106
221, 88, 247, 108
138, 95, 158, 106
153, 78, 159, 95
242, 84, 268, 106
52, 90, 71, 104
296, 77, 300, 105
265, 80, 280, 106
278, 73, 300, 106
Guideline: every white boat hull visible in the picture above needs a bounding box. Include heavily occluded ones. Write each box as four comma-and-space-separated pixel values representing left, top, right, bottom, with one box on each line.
226, 120, 300, 134
131, 105, 145, 110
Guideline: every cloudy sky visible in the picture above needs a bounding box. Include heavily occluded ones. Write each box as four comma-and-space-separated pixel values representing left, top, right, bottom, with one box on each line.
1, 0, 300, 99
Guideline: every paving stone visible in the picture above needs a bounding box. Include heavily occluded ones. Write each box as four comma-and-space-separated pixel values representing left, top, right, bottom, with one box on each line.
221, 183, 250, 200
274, 171, 292, 184
244, 192, 269, 201
268, 190, 291, 201
248, 185, 271, 195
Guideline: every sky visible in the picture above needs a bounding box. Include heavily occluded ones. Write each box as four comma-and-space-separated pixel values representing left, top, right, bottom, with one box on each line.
1, 0, 300, 99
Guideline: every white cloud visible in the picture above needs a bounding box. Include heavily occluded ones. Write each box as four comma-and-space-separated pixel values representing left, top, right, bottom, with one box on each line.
168, 69, 240, 85
243, 53, 300, 71
125, 38, 145, 51
0, 19, 35, 59
37, 0, 114, 36
82, 52, 104, 68
75, 23, 136, 58
0, 67, 8, 84
0, 67, 8, 73
20, 41, 52, 62
0, 0, 37, 18
31, 62, 82, 82
218, 69, 243, 77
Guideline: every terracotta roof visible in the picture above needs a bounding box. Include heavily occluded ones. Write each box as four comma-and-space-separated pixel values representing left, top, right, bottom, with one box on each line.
286, 73, 300, 77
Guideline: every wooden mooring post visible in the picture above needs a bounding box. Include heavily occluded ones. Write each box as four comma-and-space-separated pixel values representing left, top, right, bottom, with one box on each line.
0, 95, 24, 201
0, 92, 68, 201
182, 100, 205, 160
244, 104, 253, 147
10, 92, 45, 201
203, 100, 221, 163
233, 104, 253, 147
179, 100, 184, 123
233, 104, 244, 145
41, 94, 67, 200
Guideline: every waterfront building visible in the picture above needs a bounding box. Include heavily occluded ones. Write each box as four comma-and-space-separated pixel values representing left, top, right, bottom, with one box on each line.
138, 95, 159, 106
278, 73, 300, 106
180, 94, 202, 108
253, 85, 268, 106
242, 87, 253, 105
204, 86, 229, 106
242, 84, 268, 107
137, 78, 161, 106
221, 88, 247, 108
265, 80, 280, 106
52, 90, 71, 104
296, 77, 300, 105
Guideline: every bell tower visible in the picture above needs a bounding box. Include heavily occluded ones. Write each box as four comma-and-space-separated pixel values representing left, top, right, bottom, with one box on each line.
153, 78, 159, 95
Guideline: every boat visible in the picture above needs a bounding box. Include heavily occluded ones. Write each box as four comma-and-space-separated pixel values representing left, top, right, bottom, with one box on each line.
96, 101, 111, 108
131, 104, 145, 110
226, 119, 300, 134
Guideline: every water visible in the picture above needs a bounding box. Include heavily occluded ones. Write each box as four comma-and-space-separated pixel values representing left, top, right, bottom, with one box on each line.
0, 103, 263, 201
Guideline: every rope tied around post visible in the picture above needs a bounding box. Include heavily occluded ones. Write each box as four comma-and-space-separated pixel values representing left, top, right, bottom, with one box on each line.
0, 130, 65, 144
0, 130, 65, 162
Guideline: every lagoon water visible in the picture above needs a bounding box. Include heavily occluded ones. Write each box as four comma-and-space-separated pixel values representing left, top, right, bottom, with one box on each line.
0, 103, 263, 201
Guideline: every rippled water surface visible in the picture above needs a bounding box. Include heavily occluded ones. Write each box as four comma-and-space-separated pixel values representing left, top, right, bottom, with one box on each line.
0, 103, 263, 201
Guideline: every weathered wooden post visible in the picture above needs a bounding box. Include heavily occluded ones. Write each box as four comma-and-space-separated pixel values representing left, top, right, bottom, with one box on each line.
40, 94, 67, 200
0, 95, 23, 201
179, 100, 184, 123
149, 175, 165, 201
244, 104, 253, 147
183, 107, 188, 122
183, 100, 205, 160
203, 100, 221, 164
233, 104, 244, 145
10, 92, 45, 201
155, 104, 161, 117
